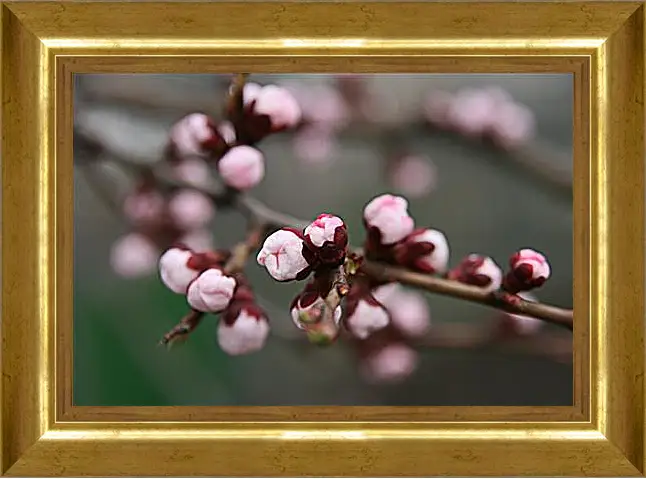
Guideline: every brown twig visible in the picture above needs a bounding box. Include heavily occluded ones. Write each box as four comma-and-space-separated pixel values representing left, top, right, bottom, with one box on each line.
158, 309, 205, 348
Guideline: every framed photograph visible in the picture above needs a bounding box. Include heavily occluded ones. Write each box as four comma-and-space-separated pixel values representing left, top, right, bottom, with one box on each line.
2, 1, 644, 476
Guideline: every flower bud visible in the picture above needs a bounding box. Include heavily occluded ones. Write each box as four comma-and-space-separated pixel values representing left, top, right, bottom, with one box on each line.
290, 287, 342, 330
373, 283, 431, 339
360, 343, 419, 384
394, 228, 450, 274
251, 85, 302, 131
171, 157, 212, 189
363, 194, 415, 245
186, 268, 236, 313
218, 302, 269, 355
178, 229, 214, 253
303, 214, 348, 266
123, 189, 165, 226
256, 229, 312, 282
489, 102, 535, 149
345, 292, 391, 340
217, 145, 265, 190
158, 247, 200, 294
448, 254, 503, 293
389, 154, 437, 198
169, 113, 226, 160
110, 233, 159, 278
446, 88, 503, 137
503, 248, 551, 293
167, 189, 215, 231
292, 126, 338, 166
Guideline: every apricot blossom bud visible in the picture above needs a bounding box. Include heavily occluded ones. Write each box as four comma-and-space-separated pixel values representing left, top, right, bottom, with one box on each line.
303, 214, 348, 266
373, 283, 431, 339
252, 85, 302, 131
363, 194, 415, 245
389, 155, 437, 198
503, 248, 551, 293
448, 254, 503, 293
169, 113, 225, 160
345, 292, 390, 340
123, 189, 165, 226
501, 292, 543, 336
218, 302, 270, 355
394, 228, 450, 274
167, 189, 215, 231
360, 343, 419, 384
110, 233, 159, 278
257, 229, 312, 282
158, 247, 200, 294
290, 288, 342, 330
217, 145, 265, 190
186, 268, 236, 313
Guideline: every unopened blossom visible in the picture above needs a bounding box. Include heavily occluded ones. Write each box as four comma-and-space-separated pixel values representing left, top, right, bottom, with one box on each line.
171, 157, 212, 189
446, 87, 510, 137
110, 233, 159, 278
360, 343, 419, 384
187, 268, 237, 313
389, 155, 437, 198
303, 214, 348, 266
488, 102, 536, 149
448, 254, 503, 293
363, 194, 415, 245
218, 302, 269, 355
158, 247, 200, 294
290, 288, 342, 330
502, 292, 543, 336
288, 83, 350, 131
422, 90, 454, 127
503, 248, 551, 293
178, 229, 214, 253
256, 229, 312, 282
217, 145, 265, 190
237, 82, 263, 106
394, 228, 450, 274
167, 189, 215, 231
374, 284, 431, 339
123, 189, 165, 226
251, 84, 302, 131
169, 113, 225, 160
292, 126, 338, 166
345, 293, 391, 340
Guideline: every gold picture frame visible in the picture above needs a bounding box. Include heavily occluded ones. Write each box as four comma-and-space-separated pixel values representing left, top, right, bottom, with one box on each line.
2, 1, 644, 476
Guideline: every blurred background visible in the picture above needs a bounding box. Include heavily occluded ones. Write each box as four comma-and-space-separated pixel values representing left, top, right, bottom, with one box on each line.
74, 74, 573, 406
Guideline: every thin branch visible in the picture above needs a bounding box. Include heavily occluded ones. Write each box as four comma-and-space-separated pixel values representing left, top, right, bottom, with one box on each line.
158, 309, 205, 348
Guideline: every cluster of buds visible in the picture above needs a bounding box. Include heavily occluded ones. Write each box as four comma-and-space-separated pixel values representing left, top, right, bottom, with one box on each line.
158, 246, 269, 355
423, 87, 536, 150
110, 176, 215, 278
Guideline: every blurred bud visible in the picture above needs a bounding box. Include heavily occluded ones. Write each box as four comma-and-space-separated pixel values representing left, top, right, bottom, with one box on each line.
186, 268, 236, 313
178, 229, 214, 253
501, 292, 543, 336
303, 214, 348, 266
218, 302, 270, 355
169, 113, 226, 160
171, 157, 212, 189
288, 83, 350, 131
488, 102, 536, 149
446, 88, 500, 137
448, 254, 503, 293
290, 285, 342, 330
123, 189, 165, 226
422, 90, 454, 127
292, 126, 338, 166
256, 228, 312, 282
167, 189, 215, 231
363, 194, 415, 246
360, 343, 419, 384
503, 248, 551, 293
237, 82, 262, 106
217, 120, 237, 145
110, 233, 159, 278
251, 85, 302, 131
394, 228, 450, 274
345, 291, 391, 340
217, 145, 265, 190
374, 283, 431, 339
389, 154, 437, 198
158, 247, 200, 294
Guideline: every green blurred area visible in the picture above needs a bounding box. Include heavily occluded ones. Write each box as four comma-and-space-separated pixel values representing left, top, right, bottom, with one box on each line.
74, 74, 573, 406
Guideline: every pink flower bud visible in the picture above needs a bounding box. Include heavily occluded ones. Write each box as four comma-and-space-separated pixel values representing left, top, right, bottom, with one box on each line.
374, 284, 431, 339
110, 233, 159, 278
389, 155, 437, 198
123, 190, 165, 226
252, 85, 302, 131
256, 229, 312, 282
423, 90, 454, 127
158, 247, 200, 294
289, 83, 350, 131
394, 228, 450, 274
290, 292, 343, 330
171, 158, 212, 189
167, 189, 215, 231
489, 102, 535, 149
178, 229, 214, 253
217, 145, 265, 190
218, 303, 270, 355
345, 294, 391, 340
448, 254, 503, 293
169, 113, 225, 160
501, 292, 543, 336
446, 88, 500, 137
237, 82, 262, 106
360, 343, 419, 384
303, 214, 348, 266
292, 126, 338, 166
504, 248, 551, 293
186, 268, 236, 313
363, 194, 415, 245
